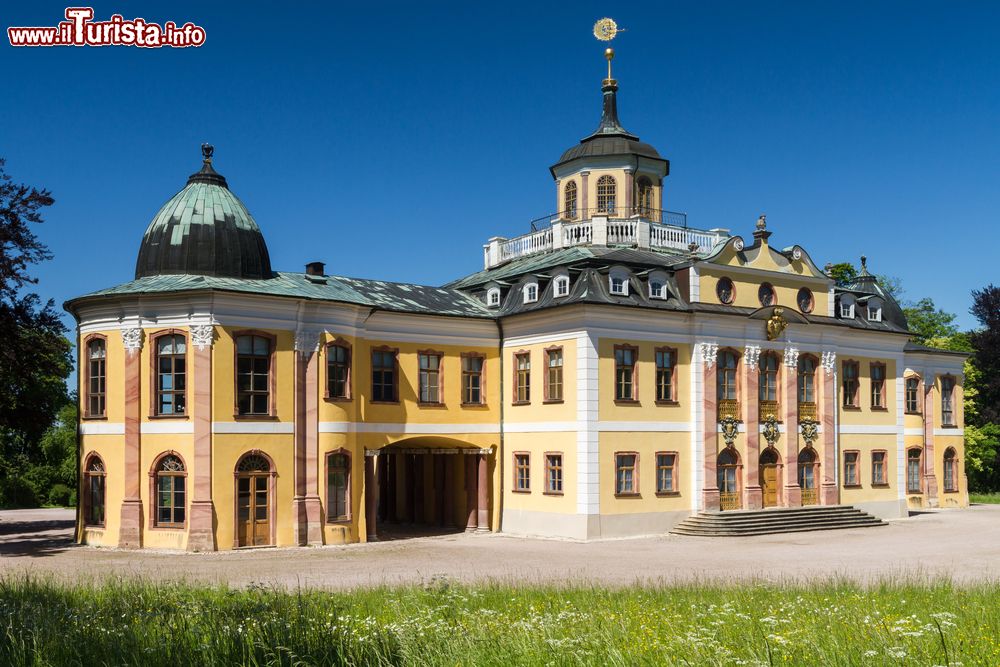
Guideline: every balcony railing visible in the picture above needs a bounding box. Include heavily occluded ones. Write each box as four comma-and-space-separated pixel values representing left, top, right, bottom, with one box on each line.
759, 400, 780, 421
484, 208, 730, 269
720, 492, 742, 511
717, 399, 740, 422
798, 402, 818, 422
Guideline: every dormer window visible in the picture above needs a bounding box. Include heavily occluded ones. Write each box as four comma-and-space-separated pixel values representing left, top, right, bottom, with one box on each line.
554, 275, 570, 298
839, 296, 855, 319
486, 288, 501, 308
867, 299, 883, 322
648, 271, 668, 300
523, 283, 538, 303
609, 269, 629, 296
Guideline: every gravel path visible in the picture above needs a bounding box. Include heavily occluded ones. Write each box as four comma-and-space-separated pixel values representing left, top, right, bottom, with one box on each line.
2, 506, 998, 589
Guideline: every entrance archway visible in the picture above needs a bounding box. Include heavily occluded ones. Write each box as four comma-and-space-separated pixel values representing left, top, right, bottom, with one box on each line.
717, 447, 742, 511
234, 452, 276, 548
759, 447, 780, 508
797, 447, 819, 506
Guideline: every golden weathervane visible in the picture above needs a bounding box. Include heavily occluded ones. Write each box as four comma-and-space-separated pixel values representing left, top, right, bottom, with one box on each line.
593, 18, 625, 80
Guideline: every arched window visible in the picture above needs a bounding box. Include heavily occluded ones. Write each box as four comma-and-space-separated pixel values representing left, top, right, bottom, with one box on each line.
153, 454, 186, 527
326, 451, 351, 522
718, 448, 741, 510
759, 353, 780, 417
155, 333, 187, 415
717, 350, 740, 420
563, 181, 577, 220
326, 343, 351, 400
635, 176, 653, 217
236, 334, 272, 416
523, 283, 538, 303
906, 448, 922, 494
797, 356, 817, 404
798, 447, 818, 504
596, 175, 617, 215
554, 275, 570, 298
84, 455, 106, 527
943, 448, 958, 493
486, 287, 501, 307
86, 337, 107, 418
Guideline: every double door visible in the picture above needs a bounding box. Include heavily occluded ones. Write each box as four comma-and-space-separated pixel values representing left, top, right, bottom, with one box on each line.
237, 473, 270, 547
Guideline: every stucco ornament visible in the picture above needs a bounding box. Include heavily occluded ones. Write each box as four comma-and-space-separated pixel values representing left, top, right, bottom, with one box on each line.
733, 238, 745, 252
821, 350, 837, 376
190, 325, 214, 351
783, 345, 799, 368
744, 344, 761, 371
121, 327, 143, 354
761, 413, 780, 448
800, 419, 819, 446
720, 415, 739, 447
792, 247, 802, 261
699, 342, 719, 368
294, 329, 322, 353
766, 306, 787, 341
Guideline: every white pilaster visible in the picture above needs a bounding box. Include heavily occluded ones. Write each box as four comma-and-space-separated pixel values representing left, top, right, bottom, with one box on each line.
576, 332, 600, 515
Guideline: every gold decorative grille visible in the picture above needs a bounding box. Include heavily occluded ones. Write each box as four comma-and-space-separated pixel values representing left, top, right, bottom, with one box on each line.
718, 399, 740, 421
759, 399, 779, 421
798, 402, 818, 422
720, 492, 742, 511
801, 488, 818, 506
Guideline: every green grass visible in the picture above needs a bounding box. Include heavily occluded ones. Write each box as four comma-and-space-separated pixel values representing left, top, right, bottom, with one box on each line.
1, 577, 999, 666
970, 492, 1000, 504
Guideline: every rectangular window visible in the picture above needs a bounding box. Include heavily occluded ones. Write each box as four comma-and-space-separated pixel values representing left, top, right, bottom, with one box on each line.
86, 338, 107, 418
941, 377, 956, 426
843, 451, 859, 487
545, 348, 563, 402
155, 471, 186, 527
871, 363, 886, 409
907, 449, 922, 493
905, 377, 920, 414
655, 452, 677, 494
614, 346, 636, 401
842, 361, 859, 408
514, 453, 530, 492
236, 334, 271, 416
545, 453, 563, 494
461, 355, 484, 405
615, 453, 638, 495
871, 451, 887, 486
655, 348, 675, 403
514, 353, 530, 403
371, 349, 398, 402
418, 353, 442, 404
155, 334, 187, 416
327, 344, 351, 399
326, 452, 350, 521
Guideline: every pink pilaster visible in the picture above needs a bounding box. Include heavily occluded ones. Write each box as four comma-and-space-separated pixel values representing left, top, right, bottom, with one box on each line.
293, 345, 324, 545
702, 361, 720, 511
187, 338, 216, 551
465, 455, 478, 531
744, 360, 762, 510
624, 169, 634, 213
118, 340, 142, 549
364, 454, 378, 541
476, 452, 490, 532
783, 368, 802, 507
580, 171, 590, 217
820, 364, 839, 505
923, 381, 939, 506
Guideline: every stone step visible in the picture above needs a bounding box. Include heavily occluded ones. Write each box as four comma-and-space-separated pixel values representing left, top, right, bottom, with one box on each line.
671, 520, 886, 537
669, 505, 885, 537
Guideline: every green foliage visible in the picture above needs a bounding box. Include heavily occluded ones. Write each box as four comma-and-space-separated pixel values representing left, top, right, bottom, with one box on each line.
0, 578, 998, 666
826, 262, 857, 286
965, 424, 1000, 492
0, 402, 76, 508
46, 483, 73, 507
903, 298, 959, 344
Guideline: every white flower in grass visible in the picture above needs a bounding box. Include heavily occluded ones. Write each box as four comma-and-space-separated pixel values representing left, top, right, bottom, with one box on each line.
887, 647, 907, 659
863, 650, 877, 658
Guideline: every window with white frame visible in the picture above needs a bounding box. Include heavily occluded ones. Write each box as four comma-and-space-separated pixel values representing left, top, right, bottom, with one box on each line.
867, 298, 883, 322
609, 269, 629, 296
648, 272, 668, 299
486, 288, 500, 307
554, 275, 570, 298
523, 283, 538, 303
839, 295, 855, 319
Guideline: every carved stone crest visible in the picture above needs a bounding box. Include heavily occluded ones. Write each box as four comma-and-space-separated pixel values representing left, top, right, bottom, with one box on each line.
766, 306, 787, 341
720, 415, 739, 448
761, 413, 780, 448
190, 325, 214, 351
121, 327, 143, 354
821, 350, 837, 376
744, 344, 761, 371
800, 418, 819, 446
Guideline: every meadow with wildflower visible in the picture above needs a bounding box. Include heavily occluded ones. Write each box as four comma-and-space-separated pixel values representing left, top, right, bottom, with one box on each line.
0, 577, 997, 666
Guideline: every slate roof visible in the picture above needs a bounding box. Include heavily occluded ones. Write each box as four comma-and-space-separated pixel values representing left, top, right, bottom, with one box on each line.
903, 341, 970, 357
65, 272, 492, 319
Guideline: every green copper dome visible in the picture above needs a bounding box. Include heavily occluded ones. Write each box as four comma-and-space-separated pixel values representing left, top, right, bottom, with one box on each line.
134, 145, 272, 280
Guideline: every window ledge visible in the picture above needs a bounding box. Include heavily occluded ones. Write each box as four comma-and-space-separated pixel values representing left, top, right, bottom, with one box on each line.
324, 396, 353, 403
871, 407, 889, 412
81, 416, 108, 421
655, 400, 680, 407
148, 414, 189, 420
326, 518, 351, 525
614, 399, 640, 406
542, 491, 564, 496
614, 492, 641, 498
543, 399, 565, 405
150, 525, 186, 531
417, 402, 446, 408
941, 424, 959, 429
942, 489, 960, 494
461, 402, 488, 408
233, 415, 279, 421
872, 483, 890, 488
512, 489, 531, 494
842, 484, 862, 489
369, 401, 400, 406
511, 401, 531, 406
655, 491, 680, 497
842, 405, 861, 411
904, 411, 923, 416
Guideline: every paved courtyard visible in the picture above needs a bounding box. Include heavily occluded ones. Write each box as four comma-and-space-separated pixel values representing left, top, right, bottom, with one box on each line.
1, 506, 998, 589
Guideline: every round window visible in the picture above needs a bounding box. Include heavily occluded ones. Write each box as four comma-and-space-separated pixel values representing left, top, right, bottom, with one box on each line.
797, 287, 814, 313
758, 283, 775, 307
716, 277, 735, 305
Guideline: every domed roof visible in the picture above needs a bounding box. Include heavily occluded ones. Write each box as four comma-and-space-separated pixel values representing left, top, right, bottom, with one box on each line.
134, 145, 272, 280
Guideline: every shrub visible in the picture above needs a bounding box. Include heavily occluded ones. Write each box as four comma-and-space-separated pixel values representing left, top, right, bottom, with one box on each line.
47, 483, 72, 507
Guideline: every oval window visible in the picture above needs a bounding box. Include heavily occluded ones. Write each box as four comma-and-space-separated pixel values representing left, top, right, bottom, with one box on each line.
716, 277, 735, 305
797, 287, 814, 313
758, 283, 775, 307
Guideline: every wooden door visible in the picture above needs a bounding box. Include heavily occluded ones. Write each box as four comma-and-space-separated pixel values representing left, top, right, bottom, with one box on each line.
761, 465, 778, 508
237, 473, 270, 546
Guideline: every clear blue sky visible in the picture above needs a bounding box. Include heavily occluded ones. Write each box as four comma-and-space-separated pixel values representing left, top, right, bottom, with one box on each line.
3, 1, 997, 334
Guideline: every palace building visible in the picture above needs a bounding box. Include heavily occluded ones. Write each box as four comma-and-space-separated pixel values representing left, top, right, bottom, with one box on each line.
66, 49, 967, 549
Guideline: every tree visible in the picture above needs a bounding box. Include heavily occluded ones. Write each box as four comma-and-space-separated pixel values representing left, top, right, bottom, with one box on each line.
970, 285, 1000, 425
904, 298, 959, 345
0, 159, 72, 507
826, 262, 857, 286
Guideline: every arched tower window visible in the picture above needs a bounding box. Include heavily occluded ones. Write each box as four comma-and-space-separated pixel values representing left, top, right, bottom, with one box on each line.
563, 181, 577, 220
154, 333, 187, 416
85, 337, 107, 418
84, 454, 106, 527
596, 175, 617, 215
153, 453, 186, 527
635, 176, 653, 218
943, 447, 958, 493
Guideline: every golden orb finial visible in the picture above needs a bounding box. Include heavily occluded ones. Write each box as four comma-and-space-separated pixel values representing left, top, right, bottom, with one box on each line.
605, 47, 615, 80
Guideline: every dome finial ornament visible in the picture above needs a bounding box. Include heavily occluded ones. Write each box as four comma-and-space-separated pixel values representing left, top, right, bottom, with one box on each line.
201, 143, 214, 163
756, 214, 767, 231
605, 47, 615, 81
860, 255, 869, 275
593, 17, 622, 42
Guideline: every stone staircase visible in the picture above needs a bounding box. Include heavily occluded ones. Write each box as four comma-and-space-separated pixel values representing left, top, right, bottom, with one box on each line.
670, 505, 886, 537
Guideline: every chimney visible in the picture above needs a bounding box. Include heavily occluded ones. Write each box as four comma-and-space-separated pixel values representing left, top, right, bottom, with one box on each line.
305, 261, 325, 276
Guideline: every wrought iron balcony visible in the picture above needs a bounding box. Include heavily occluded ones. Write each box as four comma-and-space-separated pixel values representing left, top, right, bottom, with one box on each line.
483, 208, 730, 269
